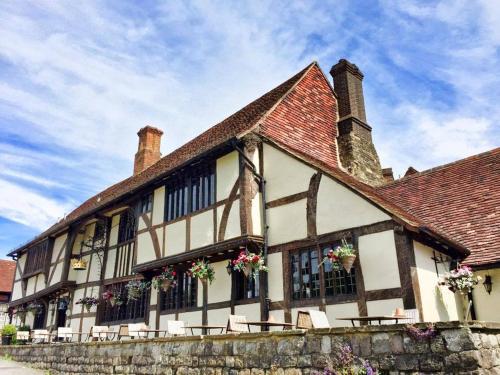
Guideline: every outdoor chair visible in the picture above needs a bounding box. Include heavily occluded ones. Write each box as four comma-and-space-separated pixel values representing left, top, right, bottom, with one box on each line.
296, 310, 330, 329
16, 331, 30, 343
87, 325, 113, 341
118, 323, 149, 340
166, 320, 186, 336
226, 315, 250, 333
32, 329, 52, 344
57, 327, 74, 342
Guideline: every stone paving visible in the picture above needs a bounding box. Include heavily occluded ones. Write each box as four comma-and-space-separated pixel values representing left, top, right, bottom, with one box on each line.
0, 359, 45, 374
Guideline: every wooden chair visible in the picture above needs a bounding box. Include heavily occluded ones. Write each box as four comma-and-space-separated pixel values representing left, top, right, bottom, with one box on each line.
226, 315, 250, 333
296, 310, 330, 329
166, 320, 186, 336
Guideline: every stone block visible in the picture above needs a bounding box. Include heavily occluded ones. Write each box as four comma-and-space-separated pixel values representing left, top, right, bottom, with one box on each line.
419, 354, 444, 372
442, 329, 476, 352
403, 335, 429, 354
372, 333, 390, 354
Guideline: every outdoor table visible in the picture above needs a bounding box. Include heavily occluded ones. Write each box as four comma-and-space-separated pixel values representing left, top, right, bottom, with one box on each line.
186, 325, 226, 335
138, 329, 168, 338
87, 329, 117, 341
245, 321, 295, 331
33, 332, 57, 343
337, 315, 407, 327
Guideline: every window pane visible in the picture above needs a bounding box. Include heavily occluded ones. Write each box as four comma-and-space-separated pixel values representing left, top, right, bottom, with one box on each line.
291, 254, 301, 300
322, 246, 357, 297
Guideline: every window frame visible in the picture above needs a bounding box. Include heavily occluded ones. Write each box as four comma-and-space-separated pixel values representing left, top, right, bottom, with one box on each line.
100, 281, 150, 324
289, 240, 358, 306
138, 192, 153, 215
164, 160, 216, 222
117, 209, 137, 245
233, 271, 260, 302
159, 271, 198, 313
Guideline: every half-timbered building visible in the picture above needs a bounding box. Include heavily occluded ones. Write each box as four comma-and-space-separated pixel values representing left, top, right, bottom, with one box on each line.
7, 59, 498, 335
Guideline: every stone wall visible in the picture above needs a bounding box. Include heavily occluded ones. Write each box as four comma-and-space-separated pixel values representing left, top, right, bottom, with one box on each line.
1, 322, 499, 374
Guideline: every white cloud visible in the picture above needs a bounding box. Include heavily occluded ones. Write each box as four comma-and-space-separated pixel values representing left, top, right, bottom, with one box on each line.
0, 179, 74, 230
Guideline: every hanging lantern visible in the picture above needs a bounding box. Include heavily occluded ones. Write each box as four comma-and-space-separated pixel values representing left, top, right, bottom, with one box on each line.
57, 298, 69, 311
483, 275, 493, 295
226, 260, 233, 275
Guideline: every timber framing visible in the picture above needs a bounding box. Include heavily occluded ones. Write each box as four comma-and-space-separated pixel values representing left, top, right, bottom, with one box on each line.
9, 281, 76, 307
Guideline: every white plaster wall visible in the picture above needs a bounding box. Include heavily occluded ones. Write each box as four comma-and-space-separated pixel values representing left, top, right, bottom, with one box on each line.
81, 317, 95, 337
165, 220, 186, 256
251, 193, 263, 236
217, 201, 241, 241
317, 177, 390, 235
17, 254, 26, 277
49, 263, 63, 286
71, 233, 84, 255
359, 230, 401, 291
136, 231, 156, 264
26, 277, 36, 296
191, 210, 214, 250
263, 144, 315, 201
137, 214, 149, 231
34, 274, 43, 293
87, 253, 101, 282
268, 199, 307, 246
235, 303, 260, 324
414, 241, 461, 322
268, 309, 285, 331
325, 303, 359, 327
149, 311, 157, 329
152, 186, 165, 226
267, 253, 284, 301
207, 261, 231, 303
367, 298, 404, 319
159, 313, 176, 332
11, 281, 23, 300
52, 233, 68, 263
473, 269, 500, 322
109, 215, 120, 247
178, 311, 203, 326
217, 151, 239, 201
105, 248, 116, 280
208, 308, 231, 326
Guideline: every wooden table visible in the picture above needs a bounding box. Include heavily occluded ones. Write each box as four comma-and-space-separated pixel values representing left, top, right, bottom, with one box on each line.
245, 321, 295, 331
138, 329, 168, 338
186, 325, 226, 335
337, 315, 408, 327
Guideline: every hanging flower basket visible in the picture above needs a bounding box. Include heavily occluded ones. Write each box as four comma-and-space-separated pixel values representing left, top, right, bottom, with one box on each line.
125, 280, 150, 301
152, 266, 177, 292
26, 301, 43, 316
188, 260, 215, 285
441, 265, 480, 294
319, 239, 356, 273
232, 249, 268, 278
71, 258, 87, 271
76, 296, 99, 312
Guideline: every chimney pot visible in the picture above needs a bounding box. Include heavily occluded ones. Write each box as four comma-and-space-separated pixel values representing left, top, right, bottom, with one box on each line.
382, 168, 394, 183
134, 125, 163, 175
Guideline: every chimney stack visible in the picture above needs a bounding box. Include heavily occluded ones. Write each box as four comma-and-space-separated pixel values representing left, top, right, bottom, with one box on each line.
330, 59, 384, 186
134, 125, 163, 175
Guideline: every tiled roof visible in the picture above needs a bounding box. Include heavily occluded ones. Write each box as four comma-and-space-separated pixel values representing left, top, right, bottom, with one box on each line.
377, 148, 500, 267
0, 259, 15, 293
10, 62, 317, 255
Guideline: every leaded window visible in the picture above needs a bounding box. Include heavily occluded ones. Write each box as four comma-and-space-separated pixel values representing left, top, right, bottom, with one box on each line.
138, 193, 153, 214
322, 247, 357, 296
101, 282, 149, 323
165, 161, 215, 221
159, 273, 197, 312
117, 210, 136, 244
291, 248, 320, 300
234, 272, 259, 300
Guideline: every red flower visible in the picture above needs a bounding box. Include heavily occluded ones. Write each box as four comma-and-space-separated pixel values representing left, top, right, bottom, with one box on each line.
172, 271, 176, 276
252, 255, 260, 262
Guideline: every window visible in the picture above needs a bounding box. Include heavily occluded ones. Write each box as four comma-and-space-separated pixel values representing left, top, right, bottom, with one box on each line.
24, 239, 51, 276
234, 272, 259, 300
165, 161, 215, 221
159, 272, 197, 311
322, 247, 357, 296
291, 244, 357, 301
117, 210, 136, 244
101, 282, 150, 323
291, 248, 320, 300
138, 193, 153, 214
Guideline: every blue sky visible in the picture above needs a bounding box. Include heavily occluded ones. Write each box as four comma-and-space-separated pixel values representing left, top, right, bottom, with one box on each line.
0, 1, 499, 257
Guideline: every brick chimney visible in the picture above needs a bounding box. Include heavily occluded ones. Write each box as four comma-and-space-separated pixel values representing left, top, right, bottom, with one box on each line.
134, 125, 163, 175
330, 59, 384, 186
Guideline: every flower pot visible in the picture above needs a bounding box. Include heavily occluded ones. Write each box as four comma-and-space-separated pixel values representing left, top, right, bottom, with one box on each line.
243, 264, 253, 277
1, 335, 12, 345
85, 304, 92, 313
341, 255, 356, 273
160, 279, 173, 292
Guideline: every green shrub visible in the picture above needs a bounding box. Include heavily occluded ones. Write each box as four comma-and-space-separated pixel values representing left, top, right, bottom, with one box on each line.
1, 324, 16, 336
17, 324, 30, 332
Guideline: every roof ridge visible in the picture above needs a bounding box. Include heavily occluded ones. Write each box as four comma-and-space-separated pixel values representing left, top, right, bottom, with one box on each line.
381, 146, 500, 187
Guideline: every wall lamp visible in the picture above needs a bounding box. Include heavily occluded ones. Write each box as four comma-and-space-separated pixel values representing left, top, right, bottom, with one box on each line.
483, 275, 493, 295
